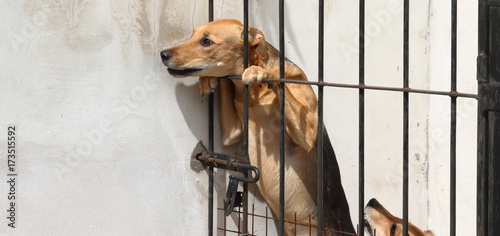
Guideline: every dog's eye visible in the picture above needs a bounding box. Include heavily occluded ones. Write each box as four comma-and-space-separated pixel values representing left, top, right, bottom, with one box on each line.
200, 38, 214, 47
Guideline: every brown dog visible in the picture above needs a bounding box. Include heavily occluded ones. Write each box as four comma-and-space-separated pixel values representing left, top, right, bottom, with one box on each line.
364, 198, 434, 236
160, 19, 354, 235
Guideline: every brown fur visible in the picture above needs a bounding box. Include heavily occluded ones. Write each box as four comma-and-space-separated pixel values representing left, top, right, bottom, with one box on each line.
161, 19, 354, 235
364, 198, 434, 236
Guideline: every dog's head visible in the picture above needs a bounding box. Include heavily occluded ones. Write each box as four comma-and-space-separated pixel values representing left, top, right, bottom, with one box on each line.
364, 198, 434, 236
160, 19, 268, 78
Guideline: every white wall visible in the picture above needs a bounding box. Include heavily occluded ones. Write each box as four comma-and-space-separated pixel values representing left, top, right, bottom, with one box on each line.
0, 1, 477, 235
0, 1, 215, 235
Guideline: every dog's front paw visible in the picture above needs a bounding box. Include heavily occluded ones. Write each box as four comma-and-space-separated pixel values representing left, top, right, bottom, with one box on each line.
242, 66, 268, 85
199, 77, 219, 96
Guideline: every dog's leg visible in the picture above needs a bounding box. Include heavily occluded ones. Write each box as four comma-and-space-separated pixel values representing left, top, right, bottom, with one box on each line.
199, 76, 219, 96
219, 79, 243, 146
199, 77, 242, 145
242, 65, 318, 152
282, 81, 318, 152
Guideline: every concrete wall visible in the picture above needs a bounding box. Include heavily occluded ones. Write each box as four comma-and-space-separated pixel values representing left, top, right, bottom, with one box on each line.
0, 0, 477, 235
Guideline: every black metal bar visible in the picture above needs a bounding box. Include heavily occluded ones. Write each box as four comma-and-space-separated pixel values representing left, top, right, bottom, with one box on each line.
489, 0, 500, 6
208, 0, 213, 22
221, 77, 478, 99
243, 2, 249, 155
486, 4, 500, 236
242, 1, 250, 235
358, 0, 365, 235
266, 207, 269, 235
488, 113, 500, 236
243, 0, 249, 71
477, 0, 489, 84
490, 7, 500, 83
279, 0, 286, 234
208, 94, 215, 236
450, 1, 457, 235
451, 0, 457, 93
309, 215, 312, 235
242, 173, 249, 235
402, 0, 409, 235
238, 204, 242, 232
252, 204, 255, 235
477, 1, 489, 236
477, 99, 488, 236
450, 98, 457, 233
317, 0, 325, 235
208, 1, 214, 235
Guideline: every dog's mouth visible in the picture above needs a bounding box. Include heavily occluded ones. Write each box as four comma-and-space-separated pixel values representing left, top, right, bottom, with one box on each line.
166, 67, 203, 77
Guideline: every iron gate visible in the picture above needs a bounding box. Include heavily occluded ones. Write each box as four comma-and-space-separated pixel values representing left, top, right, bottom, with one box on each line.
478, 1, 500, 236
191, 0, 499, 235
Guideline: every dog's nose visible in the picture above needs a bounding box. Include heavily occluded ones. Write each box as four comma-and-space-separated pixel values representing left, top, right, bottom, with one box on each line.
160, 50, 172, 61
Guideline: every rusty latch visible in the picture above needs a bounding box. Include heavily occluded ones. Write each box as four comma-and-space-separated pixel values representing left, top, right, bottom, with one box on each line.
192, 142, 260, 216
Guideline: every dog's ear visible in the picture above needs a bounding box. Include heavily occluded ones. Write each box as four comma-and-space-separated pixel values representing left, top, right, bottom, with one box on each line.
244, 27, 268, 60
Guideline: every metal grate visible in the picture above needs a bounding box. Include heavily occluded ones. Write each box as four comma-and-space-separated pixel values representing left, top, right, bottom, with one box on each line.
216, 206, 358, 236
198, 0, 487, 235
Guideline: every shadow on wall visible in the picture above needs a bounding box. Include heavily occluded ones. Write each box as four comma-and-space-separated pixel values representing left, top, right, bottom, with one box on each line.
172, 79, 213, 167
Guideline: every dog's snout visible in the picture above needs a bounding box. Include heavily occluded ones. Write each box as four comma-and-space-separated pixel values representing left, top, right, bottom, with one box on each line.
160, 50, 172, 61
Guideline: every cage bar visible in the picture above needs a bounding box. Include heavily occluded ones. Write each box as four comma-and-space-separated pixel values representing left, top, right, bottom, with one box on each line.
450, 0, 458, 236
279, 0, 286, 235
221, 77, 478, 99
358, 0, 365, 235
317, 0, 325, 235
242, 1, 250, 235
477, 1, 488, 235
207, 1, 214, 235
251, 204, 255, 235
243, 0, 249, 157
402, 0, 410, 235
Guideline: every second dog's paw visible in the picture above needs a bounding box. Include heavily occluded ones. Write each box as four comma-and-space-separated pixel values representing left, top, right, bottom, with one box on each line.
242, 66, 268, 84
199, 77, 219, 96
